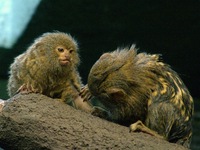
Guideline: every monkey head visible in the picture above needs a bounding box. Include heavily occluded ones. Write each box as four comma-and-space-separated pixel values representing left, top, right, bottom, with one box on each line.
87, 45, 149, 111
30, 32, 80, 72
87, 45, 149, 123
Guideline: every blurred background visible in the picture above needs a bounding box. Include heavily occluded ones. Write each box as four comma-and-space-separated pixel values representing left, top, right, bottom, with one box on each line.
0, 0, 199, 149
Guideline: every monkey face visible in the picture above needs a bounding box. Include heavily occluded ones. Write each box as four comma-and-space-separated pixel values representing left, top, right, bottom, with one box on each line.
35, 32, 80, 68
55, 46, 75, 66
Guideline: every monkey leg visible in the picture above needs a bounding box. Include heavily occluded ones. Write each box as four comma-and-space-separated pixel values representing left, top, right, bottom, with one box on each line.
80, 84, 93, 101
130, 120, 164, 139
0, 99, 5, 112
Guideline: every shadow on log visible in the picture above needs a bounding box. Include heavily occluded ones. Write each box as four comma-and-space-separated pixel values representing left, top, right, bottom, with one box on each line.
0, 94, 187, 150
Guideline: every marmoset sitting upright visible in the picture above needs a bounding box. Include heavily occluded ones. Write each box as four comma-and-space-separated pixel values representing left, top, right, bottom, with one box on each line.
7, 31, 93, 113
81, 45, 194, 148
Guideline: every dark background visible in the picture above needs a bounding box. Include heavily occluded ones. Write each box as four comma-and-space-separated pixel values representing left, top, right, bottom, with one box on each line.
0, 0, 199, 98
0, 0, 199, 149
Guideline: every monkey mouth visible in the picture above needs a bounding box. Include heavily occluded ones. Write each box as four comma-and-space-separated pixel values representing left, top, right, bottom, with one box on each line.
60, 59, 70, 65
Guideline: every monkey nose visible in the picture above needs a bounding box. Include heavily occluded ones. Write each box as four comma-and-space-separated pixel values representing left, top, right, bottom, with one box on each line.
65, 55, 70, 60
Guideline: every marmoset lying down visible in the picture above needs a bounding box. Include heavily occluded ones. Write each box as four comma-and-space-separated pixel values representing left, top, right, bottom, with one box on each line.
7, 31, 93, 113
81, 45, 194, 148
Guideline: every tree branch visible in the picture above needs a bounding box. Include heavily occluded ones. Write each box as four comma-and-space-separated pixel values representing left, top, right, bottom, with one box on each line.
0, 94, 186, 150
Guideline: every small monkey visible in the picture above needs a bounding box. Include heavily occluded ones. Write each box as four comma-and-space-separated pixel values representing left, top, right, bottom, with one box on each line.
81, 45, 194, 148
7, 31, 93, 113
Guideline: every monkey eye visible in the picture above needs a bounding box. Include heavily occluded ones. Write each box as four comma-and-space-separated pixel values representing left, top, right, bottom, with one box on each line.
57, 48, 64, 52
69, 49, 74, 53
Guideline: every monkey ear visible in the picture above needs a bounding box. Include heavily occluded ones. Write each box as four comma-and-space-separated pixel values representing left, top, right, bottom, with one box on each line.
107, 88, 125, 99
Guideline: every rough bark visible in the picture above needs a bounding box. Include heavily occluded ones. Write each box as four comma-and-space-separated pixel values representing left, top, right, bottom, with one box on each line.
0, 94, 187, 150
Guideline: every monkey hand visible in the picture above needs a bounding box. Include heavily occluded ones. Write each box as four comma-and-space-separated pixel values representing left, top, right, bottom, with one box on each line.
79, 84, 92, 101
15, 84, 39, 95
70, 95, 94, 113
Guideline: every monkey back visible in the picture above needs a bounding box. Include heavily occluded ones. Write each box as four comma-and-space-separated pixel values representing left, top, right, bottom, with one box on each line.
87, 45, 194, 148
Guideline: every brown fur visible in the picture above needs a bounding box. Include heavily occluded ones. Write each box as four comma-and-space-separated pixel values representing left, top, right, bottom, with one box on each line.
8, 32, 93, 112
85, 45, 194, 148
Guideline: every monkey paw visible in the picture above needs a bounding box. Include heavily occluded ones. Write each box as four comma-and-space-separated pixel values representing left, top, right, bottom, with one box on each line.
16, 84, 39, 95
80, 85, 92, 101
